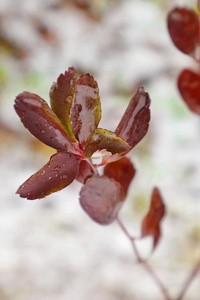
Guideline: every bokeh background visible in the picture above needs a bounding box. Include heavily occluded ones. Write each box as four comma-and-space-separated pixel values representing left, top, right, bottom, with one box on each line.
1, 0, 200, 299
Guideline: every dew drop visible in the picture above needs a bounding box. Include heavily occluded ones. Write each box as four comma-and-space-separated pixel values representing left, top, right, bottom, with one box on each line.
65, 96, 73, 104
49, 177, 52, 180
53, 166, 60, 172
41, 170, 46, 175
41, 129, 46, 134
63, 175, 68, 179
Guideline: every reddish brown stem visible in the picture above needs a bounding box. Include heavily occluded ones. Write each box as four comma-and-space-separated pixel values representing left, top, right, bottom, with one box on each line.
86, 158, 99, 175
176, 257, 200, 300
116, 217, 172, 300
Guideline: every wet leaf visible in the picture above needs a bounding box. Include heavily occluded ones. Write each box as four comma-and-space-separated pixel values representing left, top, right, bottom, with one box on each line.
167, 7, 199, 57
101, 153, 125, 166
115, 87, 151, 150
104, 157, 136, 196
141, 188, 165, 250
70, 74, 101, 147
178, 68, 200, 114
14, 92, 80, 154
79, 175, 125, 225
76, 160, 94, 184
16, 152, 80, 199
50, 67, 78, 140
84, 128, 130, 158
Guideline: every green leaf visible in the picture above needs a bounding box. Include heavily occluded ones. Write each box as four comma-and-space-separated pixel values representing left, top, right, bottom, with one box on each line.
115, 87, 151, 150
83, 128, 130, 158
16, 152, 81, 200
79, 175, 125, 224
14, 92, 79, 154
50, 67, 78, 141
70, 74, 101, 147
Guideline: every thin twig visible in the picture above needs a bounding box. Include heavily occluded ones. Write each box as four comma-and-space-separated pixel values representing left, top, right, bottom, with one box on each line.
116, 217, 172, 300
86, 158, 99, 175
176, 257, 200, 300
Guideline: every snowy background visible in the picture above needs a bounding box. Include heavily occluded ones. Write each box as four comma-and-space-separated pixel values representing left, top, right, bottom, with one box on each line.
0, 0, 200, 299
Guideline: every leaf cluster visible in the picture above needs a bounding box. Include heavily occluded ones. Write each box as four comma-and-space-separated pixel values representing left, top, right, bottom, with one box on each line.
168, 6, 200, 114
14, 67, 157, 229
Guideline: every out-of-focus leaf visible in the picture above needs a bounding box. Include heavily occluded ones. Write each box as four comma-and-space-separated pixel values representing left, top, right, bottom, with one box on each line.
178, 68, 200, 114
16, 152, 80, 200
70, 74, 101, 147
76, 160, 94, 184
79, 175, 125, 225
115, 87, 150, 150
104, 157, 136, 196
14, 92, 80, 154
84, 128, 130, 158
141, 188, 165, 250
50, 67, 78, 140
167, 7, 199, 57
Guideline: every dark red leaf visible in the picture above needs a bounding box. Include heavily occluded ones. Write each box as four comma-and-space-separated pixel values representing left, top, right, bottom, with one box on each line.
104, 157, 136, 196
83, 128, 130, 158
79, 175, 125, 225
14, 92, 80, 154
70, 74, 101, 147
115, 87, 151, 150
76, 160, 94, 184
16, 152, 80, 199
50, 67, 78, 141
178, 68, 200, 114
141, 188, 165, 250
167, 7, 199, 57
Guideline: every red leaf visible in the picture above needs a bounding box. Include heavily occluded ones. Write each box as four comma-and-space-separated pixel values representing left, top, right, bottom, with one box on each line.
104, 157, 136, 196
50, 67, 78, 141
115, 87, 151, 150
141, 188, 165, 250
101, 153, 125, 166
178, 68, 200, 114
70, 74, 101, 147
14, 92, 80, 154
76, 160, 94, 184
16, 152, 80, 199
84, 128, 130, 158
167, 7, 199, 57
79, 175, 125, 225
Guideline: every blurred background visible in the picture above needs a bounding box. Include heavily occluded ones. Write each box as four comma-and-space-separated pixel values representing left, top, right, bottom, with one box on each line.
1, 0, 200, 299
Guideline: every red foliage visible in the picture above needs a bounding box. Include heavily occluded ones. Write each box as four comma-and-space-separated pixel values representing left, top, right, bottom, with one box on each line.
168, 7, 199, 57
141, 188, 165, 249
79, 175, 125, 224
104, 157, 136, 196
14, 67, 151, 207
178, 68, 200, 114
